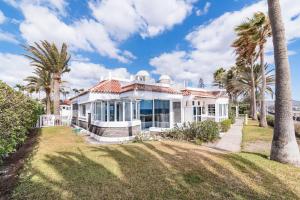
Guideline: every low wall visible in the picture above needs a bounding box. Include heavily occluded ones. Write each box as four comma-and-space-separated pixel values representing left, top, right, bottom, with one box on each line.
89, 124, 141, 137
78, 120, 88, 129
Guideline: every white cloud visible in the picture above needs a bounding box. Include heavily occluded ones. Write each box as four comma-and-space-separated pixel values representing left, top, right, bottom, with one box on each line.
4, 0, 67, 15
0, 10, 5, 24
196, 2, 211, 16
0, 52, 132, 90
19, 4, 133, 63
150, 0, 300, 85
0, 31, 18, 43
63, 61, 132, 89
89, 0, 196, 39
0, 53, 32, 86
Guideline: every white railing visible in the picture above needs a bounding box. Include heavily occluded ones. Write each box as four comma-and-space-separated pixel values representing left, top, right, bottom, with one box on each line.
36, 115, 71, 127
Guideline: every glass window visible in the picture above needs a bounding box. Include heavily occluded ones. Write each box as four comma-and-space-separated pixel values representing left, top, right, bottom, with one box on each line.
193, 106, 202, 122
116, 102, 123, 121
140, 100, 153, 129
102, 101, 108, 121
109, 102, 115, 121
208, 104, 215, 116
137, 101, 140, 119
173, 102, 181, 124
96, 102, 101, 120
125, 102, 131, 121
219, 104, 223, 116
154, 100, 170, 128
81, 104, 86, 116
72, 104, 78, 110
132, 101, 137, 120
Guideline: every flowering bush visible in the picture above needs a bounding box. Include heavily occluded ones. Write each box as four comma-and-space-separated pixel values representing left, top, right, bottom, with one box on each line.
0, 81, 43, 162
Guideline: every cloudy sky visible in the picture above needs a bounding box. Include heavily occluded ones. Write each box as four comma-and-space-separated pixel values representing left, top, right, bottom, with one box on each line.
0, 0, 299, 100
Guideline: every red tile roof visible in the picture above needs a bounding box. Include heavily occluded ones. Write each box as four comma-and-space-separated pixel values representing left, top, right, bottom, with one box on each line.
121, 83, 180, 94
90, 80, 122, 94
61, 99, 71, 105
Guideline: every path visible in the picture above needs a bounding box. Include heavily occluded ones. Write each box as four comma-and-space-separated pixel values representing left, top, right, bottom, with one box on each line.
214, 118, 244, 152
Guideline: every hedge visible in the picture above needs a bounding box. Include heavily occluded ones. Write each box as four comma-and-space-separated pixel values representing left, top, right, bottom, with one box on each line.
0, 81, 43, 162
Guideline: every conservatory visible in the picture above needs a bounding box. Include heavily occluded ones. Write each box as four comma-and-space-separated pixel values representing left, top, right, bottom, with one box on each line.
70, 70, 229, 142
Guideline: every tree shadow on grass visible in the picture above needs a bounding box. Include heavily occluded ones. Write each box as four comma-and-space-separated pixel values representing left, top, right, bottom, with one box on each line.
12, 141, 300, 200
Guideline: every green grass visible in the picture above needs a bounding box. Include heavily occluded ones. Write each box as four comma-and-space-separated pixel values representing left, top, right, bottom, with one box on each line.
242, 120, 273, 143
12, 127, 300, 199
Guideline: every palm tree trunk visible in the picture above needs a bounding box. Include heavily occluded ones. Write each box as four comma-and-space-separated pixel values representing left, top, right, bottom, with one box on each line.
45, 90, 51, 115
53, 73, 60, 115
250, 61, 257, 120
268, 0, 300, 166
259, 45, 268, 127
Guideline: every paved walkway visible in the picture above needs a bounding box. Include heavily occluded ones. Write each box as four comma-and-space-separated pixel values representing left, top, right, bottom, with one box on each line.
214, 118, 244, 152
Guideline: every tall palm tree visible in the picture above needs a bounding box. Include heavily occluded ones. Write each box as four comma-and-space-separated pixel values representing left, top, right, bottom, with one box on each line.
24, 41, 71, 115
232, 25, 258, 120
267, 0, 300, 166
247, 12, 272, 127
25, 68, 52, 114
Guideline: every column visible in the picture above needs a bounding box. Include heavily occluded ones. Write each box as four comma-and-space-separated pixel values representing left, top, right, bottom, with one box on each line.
152, 99, 155, 127
106, 101, 109, 122
122, 101, 125, 121
130, 100, 133, 121
170, 100, 174, 128
114, 101, 117, 121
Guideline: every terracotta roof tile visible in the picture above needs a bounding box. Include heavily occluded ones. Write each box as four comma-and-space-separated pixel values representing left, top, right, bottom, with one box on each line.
90, 80, 121, 94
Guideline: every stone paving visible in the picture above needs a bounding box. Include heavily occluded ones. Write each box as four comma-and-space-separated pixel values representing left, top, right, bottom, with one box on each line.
214, 118, 244, 152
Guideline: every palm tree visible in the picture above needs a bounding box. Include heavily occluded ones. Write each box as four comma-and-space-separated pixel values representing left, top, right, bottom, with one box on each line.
72, 88, 80, 95
267, 0, 300, 166
231, 64, 274, 100
246, 12, 272, 127
24, 41, 71, 115
14, 84, 26, 93
60, 87, 70, 100
232, 25, 258, 120
213, 68, 226, 88
25, 68, 52, 114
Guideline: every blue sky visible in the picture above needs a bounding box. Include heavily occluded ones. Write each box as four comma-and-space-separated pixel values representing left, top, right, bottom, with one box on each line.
0, 0, 299, 100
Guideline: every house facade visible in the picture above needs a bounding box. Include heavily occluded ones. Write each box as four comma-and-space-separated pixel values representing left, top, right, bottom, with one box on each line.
70, 71, 229, 142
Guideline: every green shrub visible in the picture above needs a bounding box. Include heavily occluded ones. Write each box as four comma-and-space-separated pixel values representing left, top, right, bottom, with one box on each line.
229, 110, 236, 124
164, 120, 219, 143
196, 120, 219, 143
266, 115, 274, 127
0, 81, 43, 162
220, 119, 231, 132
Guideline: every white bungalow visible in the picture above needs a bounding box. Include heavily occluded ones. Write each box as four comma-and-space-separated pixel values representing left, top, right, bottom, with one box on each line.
70, 71, 229, 142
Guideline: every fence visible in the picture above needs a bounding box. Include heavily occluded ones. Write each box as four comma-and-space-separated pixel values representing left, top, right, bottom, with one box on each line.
36, 115, 71, 127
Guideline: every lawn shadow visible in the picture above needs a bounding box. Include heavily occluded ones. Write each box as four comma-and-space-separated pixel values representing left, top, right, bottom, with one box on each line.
12, 140, 300, 200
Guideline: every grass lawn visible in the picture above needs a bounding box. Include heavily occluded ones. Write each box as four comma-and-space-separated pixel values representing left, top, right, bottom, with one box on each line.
12, 127, 300, 199
242, 119, 300, 156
